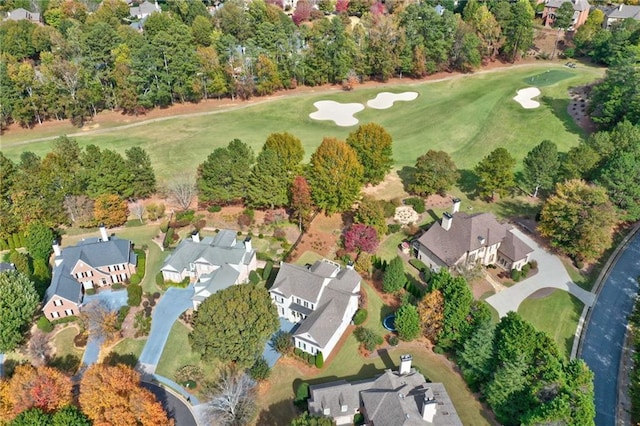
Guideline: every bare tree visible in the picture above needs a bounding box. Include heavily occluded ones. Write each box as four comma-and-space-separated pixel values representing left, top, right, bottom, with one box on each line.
167, 174, 197, 210
63, 195, 94, 226
130, 201, 146, 224
79, 300, 119, 344
205, 367, 257, 426
28, 330, 51, 367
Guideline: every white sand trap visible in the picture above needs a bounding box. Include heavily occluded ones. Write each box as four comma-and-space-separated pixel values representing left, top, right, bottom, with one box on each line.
513, 87, 541, 109
367, 91, 419, 109
309, 100, 365, 127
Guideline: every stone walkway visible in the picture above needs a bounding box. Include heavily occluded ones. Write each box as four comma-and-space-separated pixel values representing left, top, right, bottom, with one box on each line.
486, 229, 595, 318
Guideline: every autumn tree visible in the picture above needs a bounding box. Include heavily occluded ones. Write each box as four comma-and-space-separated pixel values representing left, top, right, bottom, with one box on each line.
0, 271, 39, 352
28, 330, 51, 367
382, 256, 405, 293
429, 269, 474, 348
346, 123, 393, 185
8, 365, 72, 415
79, 364, 172, 426
394, 303, 421, 341
205, 367, 257, 426
538, 180, 617, 262
290, 175, 314, 231
353, 196, 387, 238
264, 132, 305, 175
344, 224, 379, 254
522, 140, 559, 197
409, 150, 459, 196
190, 284, 279, 367
93, 194, 128, 228
474, 147, 516, 201
63, 195, 95, 227
78, 300, 119, 345
418, 290, 444, 342
307, 137, 364, 214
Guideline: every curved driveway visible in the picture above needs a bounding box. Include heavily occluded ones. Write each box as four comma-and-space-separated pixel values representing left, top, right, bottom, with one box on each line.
142, 381, 198, 426
580, 230, 640, 426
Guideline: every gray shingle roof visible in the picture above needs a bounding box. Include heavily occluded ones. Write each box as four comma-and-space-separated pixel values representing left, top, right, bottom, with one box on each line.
0, 263, 16, 273
193, 264, 240, 301
270, 262, 327, 302
603, 4, 640, 19
499, 230, 534, 262
545, 0, 590, 11
308, 380, 360, 418
45, 265, 83, 305
294, 291, 347, 347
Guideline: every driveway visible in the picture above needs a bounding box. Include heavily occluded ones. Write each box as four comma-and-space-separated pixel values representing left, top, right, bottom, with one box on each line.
486, 229, 595, 318
138, 285, 194, 374
580, 231, 640, 426
263, 317, 298, 367
142, 381, 198, 426
81, 289, 129, 366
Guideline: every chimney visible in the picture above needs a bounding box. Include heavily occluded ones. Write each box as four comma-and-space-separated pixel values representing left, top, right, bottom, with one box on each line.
619, 4, 623, 11
478, 236, 486, 246
399, 354, 412, 375
422, 388, 437, 422
244, 236, 252, 253
346, 261, 354, 270
442, 212, 453, 231
52, 240, 61, 257
99, 224, 109, 242
452, 198, 461, 214
192, 231, 200, 243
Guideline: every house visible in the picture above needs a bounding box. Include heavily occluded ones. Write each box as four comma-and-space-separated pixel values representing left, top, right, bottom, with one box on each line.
0, 263, 16, 273
4, 8, 42, 24
42, 226, 137, 320
308, 354, 462, 426
129, 0, 160, 19
413, 199, 533, 272
160, 229, 257, 309
269, 259, 360, 358
601, 3, 640, 28
540, 0, 590, 29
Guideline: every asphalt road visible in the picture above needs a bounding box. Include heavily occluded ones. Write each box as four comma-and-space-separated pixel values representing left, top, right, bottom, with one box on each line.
581, 231, 640, 426
142, 381, 198, 426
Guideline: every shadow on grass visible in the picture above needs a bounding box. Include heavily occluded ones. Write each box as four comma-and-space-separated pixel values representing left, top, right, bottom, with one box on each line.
103, 351, 139, 368
48, 354, 81, 375
541, 96, 586, 139
457, 169, 479, 199
426, 209, 440, 223
397, 166, 415, 192
563, 294, 586, 358
376, 348, 396, 370
380, 304, 395, 323
495, 199, 541, 220
255, 398, 296, 426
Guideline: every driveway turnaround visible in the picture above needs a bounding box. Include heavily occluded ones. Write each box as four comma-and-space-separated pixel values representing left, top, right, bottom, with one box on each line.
81, 289, 129, 366
138, 285, 194, 374
486, 229, 595, 318
142, 381, 198, 426
581, 232, 640, 426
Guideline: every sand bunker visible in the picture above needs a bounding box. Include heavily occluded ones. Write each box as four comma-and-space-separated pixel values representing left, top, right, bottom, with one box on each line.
309, 100, 365, 127
367, 92, 419, 109
513, 87, 541, 109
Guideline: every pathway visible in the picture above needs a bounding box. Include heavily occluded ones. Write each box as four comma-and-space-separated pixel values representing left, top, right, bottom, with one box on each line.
486, 229, 595, 318
138, 285, 194, 374
580, 229, 640, 426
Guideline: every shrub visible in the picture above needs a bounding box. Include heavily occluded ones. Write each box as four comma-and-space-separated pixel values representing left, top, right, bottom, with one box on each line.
409, 259, 427, 272
354, 326, 383, 351
315, 351, 324, 368
163, 228, 175, 248
404, 197, 425, 214
160, 221, 169, 233
521, 263, 531, 277
174, 364, 205, 384
74, 332, 88, 348
353, 309, 368, 325
127, 283, 142, 306
51, 316, 77, 325
249, 270, 261, 284
274, 227, 287, 240
86, 288, 96, 295
294, 347, 302, 357
270, 330, 293, 355
308, 355, 315, 366
511, 269, 522, 282
129, 274, 141, 285
208, 205, 222, 213
387, 223, 401, 234
249, 356, 271, 381
564, 47, 575, 58
433, 345, 445, 354
263, 261, 273, 281
111, 283, 124, 290
388, 335, 399, 346
37, 316, 54, 333
116, 306, 130, 329
529, 260, 538, 270
258, 233, 264, 239
354, 413, 365, 425
381, 200, 397, 218
395, 304, 421, 341
294, 382, 310, 407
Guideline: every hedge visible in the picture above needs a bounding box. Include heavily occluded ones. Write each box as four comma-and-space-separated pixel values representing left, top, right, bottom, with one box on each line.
156, 271, 164, 287
37, 316, 54, 333
86, 288, 96, 295
129, 274, 141, 285
112, 283, 125, 290
128, 283, 142, 306
404, 197, 425, 214
249, 270, 260, 284
51, 316, 77, 325
263, 261, 274, 281
404, 280, 425, 299
409, 259, 428, 272
353, 309, 368, 325
315, 351, 324, 368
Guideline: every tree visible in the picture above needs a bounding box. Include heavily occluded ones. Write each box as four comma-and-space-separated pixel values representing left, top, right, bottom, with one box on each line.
308, 137, 364, 214
190, 284, 279, 367
270, 330, 293, 355
353, 196, 387, 238
263, 132, 304, 176
395, 303, 421, 341
24, 221, 55, 261
346, 123, 393, 185
522, 140, 559, 197
429, 270, 474, 347
596, 142, 640, 220
124, 147, 156, 199
539, 180, 617, 262
8, 365, 72, 415
484, 354, 530, 424
78, 300, 119, 345
28, 330, 51, 367
290, 176, 314, 231
79, 364, 172, 426
205, 367, 257, 426
93, 194, 128, 228
382, 256, 405, 293
474, 147, 516, 201
458, 319, 495, 387
8, 408, 52, 426
130, 201, 146, 224
551, 2, 574, 59
501, 0, 534, 62
166, 173, 197, 211
248, 356, 271, 381
417, 290, 444, 342
290, 412, 334, 426
590, 58, 640, 129
344, 224, 379, 254
63, 195, 95, 227
409, 150, 459, 196
0, 271, 39, 352
246, 148, 290, 209
51, 405, 91, 426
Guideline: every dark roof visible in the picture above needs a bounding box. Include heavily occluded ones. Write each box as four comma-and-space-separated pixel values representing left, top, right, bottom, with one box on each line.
545, 0, 590, 11
308, 380, 360, 419
270, 262, 328, 303
499, 231, 534, 262
0, 263, 16, 273
294, 291, 348, 347
602, 4, 640, 19
45, 264, 83, 306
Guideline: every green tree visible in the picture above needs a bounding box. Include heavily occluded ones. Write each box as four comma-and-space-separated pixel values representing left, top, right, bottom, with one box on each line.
590, 57, 640, 129
25, 221, 54, 261
538, 180, 617, 262
346, 123, 393, 185
551, 2, 574, 59
395, 303, 421, 341
409, 150, 459, 196
190, 284, 279, 367
290, 411, 334, 425
484, 353, 531, 425
9, 408, 52, 426
429, 270, 474, 347
307, 137, 364, 214
0, 271, 39, 352
51, 405, 91, 426
125, 147, 156, 199
474, 147, 516, 201
247, 149, 290, 209
458, 319, 495, 388
382, 256, 405, 293
522, 140, 559, 197
560, 143, 600, 181
501, 0, 534, 62
263, 132, 304, 176
353, 196, 387, 238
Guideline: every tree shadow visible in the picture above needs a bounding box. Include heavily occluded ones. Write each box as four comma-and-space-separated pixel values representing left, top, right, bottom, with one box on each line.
103, 351, 139, 368
397, 166, 416, 193
48, 354, 81, 375
255, 399, 297, 425
495, 199, 541, 220
380, 304, 395, 322
540, 96, 586, 139
457, 169, 479, 199
425, 209, 440, 224
376, 348, 395, 370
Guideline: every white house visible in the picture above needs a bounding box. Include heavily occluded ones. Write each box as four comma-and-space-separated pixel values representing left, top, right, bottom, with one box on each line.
269, 259, 361, 358
160, 229, 257, 308
129, 0, 160, 19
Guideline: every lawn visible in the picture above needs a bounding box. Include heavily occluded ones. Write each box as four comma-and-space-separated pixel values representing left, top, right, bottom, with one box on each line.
51, 325, 82, 359
293, 250, 324, 266
376, 232, 405, 261
518, 290, 583, 359
110, 337, 146, 360
1, 63, 604, 182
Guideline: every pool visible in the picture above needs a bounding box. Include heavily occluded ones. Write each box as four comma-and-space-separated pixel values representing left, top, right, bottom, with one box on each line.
383, 315, 396, 332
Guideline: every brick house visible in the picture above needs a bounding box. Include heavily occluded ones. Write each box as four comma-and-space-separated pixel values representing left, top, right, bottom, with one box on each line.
540, 0, 591, 29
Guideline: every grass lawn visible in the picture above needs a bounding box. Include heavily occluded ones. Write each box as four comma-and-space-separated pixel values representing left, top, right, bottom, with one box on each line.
376, 232, 405, 261
518, 290, 583, 359
1, 64, 604, 182
51, 325, 82, 359
110, 338, 146, 360
293, 250, 324, 266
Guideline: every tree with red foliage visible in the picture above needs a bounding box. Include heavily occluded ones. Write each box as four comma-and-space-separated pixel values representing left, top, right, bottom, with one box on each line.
292, 0, 312, 25
336, 0, 349, 13
344, 224, 379, 254
290, 176, 314, 231
8, 365, 72, 416
370, 1, 385, 15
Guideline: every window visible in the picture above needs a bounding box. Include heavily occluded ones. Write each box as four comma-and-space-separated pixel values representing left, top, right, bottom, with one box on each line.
53, 299, 63, 307
303, 301, 308, 308
50, 312, 60, 319
64, 309, 74, 316
323, 408, 330, 416
341, 405, 348, 413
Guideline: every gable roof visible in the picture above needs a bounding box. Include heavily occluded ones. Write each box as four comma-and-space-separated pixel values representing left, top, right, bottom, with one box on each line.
416, 212, 508, 267
45, 265, 83, 306
499, 230, 534, 262
270, 262, 328, 302
603, 4, 640, 20
192, 264, 240, 303
545, 0, 590, 11
7, 8, 40, 21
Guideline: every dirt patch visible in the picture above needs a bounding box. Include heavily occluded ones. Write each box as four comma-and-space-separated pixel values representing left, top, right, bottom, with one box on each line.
289, 213, 343, 262
471, 278, 494, 300
424, 194, 453, 210
362, 173, 408, 201
568, 85, 597, 133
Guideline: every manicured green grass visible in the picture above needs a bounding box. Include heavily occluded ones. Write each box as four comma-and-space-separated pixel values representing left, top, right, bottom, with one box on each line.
376, 232, 405, 261
110, 338, 146, 360
362, 281, 393, 338
1, 64, 604, 182
51, 325, 82, 359
518, 290, 583, 359
521, 69, 575, 86
294, 250, 324, 266
561, 258, 592, 291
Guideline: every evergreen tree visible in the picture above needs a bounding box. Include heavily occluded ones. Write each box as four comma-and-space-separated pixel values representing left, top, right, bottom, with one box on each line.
458, 319, 495, 387
522, 140, 559, 197
246, 149, 290, 209
0, 271, 39, 352
125, 147, 156, 199
474, 147, 516, 201
395, 303, 421, 341
382, 256, 405, 293
346, 123, 393, 185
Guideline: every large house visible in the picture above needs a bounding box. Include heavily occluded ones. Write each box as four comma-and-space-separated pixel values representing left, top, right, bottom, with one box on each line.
308, 354, 462, 426
601, 3, 640, 28
540, 0, 590, 29
160, 229, 257, 309
42, 226, 137, 320
129, 0, 161, 19
414, 199, 533, 273
269, 259, 361, 358
4, 8, 42, 24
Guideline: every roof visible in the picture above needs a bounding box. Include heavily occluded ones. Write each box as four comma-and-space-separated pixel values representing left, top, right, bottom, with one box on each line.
192, 264, 240, 302
130, 0, 160, 17
270, 262, 327, 302
416, 212, 509, 267
0, 263, 16, 273
45, 264, 83, 306
7, 8, 40, 21
545, 0, 590, 11
499, 230, 534, 262
603, 4, 640, 20
294, 291, 348, 347
308, 380, 360, 418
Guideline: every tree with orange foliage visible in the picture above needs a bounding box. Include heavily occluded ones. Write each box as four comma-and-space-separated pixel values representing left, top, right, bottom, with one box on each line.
417, 290, 445, 342
93, 193, 128, 228
0, 379, 13, 421
79, 364, 173, 426
8, 365, 72, 416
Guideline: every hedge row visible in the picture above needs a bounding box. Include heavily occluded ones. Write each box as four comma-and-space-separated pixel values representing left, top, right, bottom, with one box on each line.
0, 232, 26, 251
293, 347, 317, 366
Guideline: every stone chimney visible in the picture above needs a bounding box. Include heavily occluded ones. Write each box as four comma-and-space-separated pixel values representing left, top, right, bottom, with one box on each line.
399, 354, 412, 375
52, 240, 61, 257
452, 198, 461, 214
244, 236, 252, 253
421, 387, 437, 422
99, 224, 109, 242
442, 212, 453, 231
192, 231, 200, 243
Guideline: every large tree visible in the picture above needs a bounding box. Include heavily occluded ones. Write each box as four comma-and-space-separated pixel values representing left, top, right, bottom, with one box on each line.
25, 221, 55, 261
346, 123, 393, 185
522, 140, 559, 197
124, 146, 156, 199
93, 194, 128, 228
429, 270, 474, 348
418, 289, 444, 342
382, 256, 405, 293
190, 284, 279, 367
394, 303, 421, 341
538, 180, 617, 262
353, 196, 387, 238
343, 224, 379, 254
551, 2, 575, 59
246, 148, 290, 209
307, 137, 364, 214
409, 150, 459, 196
596, 142, 640, 221
8, 365, 72, 416
0, 271, 39, 352
290, 175, 314, 231
205, 367, 257, 426
263, 132, 304, 176
474, 147, 516, 201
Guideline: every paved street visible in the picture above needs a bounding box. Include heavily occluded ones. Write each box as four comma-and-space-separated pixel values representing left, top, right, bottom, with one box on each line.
142, 381, 198, 426
486, 229, 595, 317
581, 231, 640, 426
